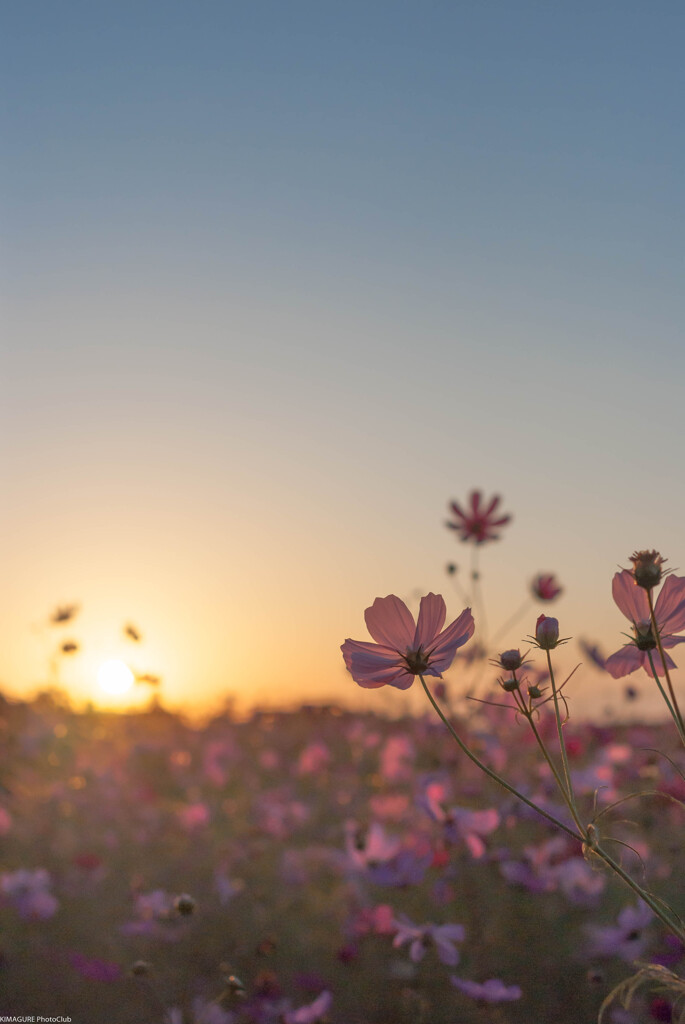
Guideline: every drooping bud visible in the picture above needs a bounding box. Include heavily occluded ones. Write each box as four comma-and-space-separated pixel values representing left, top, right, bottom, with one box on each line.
535, 615, 560, 650
629, 550, 666, 590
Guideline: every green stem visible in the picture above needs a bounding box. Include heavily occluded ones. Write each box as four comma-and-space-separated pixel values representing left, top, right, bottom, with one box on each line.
647, 589, 685, 742
420, 675, 685, 945
646, 650, 685, 748
490, 597, 532, 647
418, 674, 581, 841
545, 650, 582, 829
525, 709, 585, 835
592, 843, 685, 944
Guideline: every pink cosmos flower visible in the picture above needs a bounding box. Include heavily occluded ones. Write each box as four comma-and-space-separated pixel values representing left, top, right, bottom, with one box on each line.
341, 594, 474, 690
451, 977, 522, 1002
531, 573, 563, 601
284, 990, 332, 1024
392, 915, 465, 965
446, 490, 511, 544
605, 571, 685, 678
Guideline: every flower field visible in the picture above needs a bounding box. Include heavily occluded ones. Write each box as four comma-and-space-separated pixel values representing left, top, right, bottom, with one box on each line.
1, 687, 683, 1024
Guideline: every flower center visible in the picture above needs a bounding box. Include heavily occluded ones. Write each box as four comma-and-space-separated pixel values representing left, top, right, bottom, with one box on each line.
634, 621, 657, 651
403, 646, 431, 674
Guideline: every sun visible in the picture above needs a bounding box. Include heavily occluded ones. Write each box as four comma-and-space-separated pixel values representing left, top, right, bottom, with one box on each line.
97, 659, 134, 696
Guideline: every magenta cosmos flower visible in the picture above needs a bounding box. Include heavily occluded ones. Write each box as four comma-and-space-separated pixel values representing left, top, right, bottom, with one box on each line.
605, 570, 685, 678
531, 573, 563, 601
446, 490, 511, 544
341, 594, 474, 690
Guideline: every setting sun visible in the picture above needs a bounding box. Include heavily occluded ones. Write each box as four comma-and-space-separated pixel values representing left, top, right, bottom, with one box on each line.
97, 659, 134, 696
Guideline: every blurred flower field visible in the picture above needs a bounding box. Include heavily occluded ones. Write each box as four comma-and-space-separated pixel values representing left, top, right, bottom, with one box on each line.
1, 688, 683, 1024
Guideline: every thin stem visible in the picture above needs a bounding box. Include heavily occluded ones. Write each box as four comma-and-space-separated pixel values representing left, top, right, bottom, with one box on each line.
490, 597, 532, 647
420, 675, 685, 945
470, 545, 488, 648
545, 649, 582, 829
525, 709, 585, 835
592, 843, 685, 945
646, 650, 685, 748
418, 674, 581, 841
647, 588, 685, 740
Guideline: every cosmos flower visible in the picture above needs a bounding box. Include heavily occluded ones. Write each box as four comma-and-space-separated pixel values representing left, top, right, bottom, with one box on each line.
451, 977, 522, 1002
585, 901, 653, 961
392, 915, 465, 965
284, 990, 332, 1024
605, 571, 685, 678
341, 594, 474, 690
531, 573, 563, 601
446, 490, 511, 544
534, 615, 561, 650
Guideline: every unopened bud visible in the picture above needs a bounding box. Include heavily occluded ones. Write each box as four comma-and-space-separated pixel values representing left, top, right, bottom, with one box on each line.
131, 960, 152, 977
500, 677, 519, 692
527, 684, 542, 699
174, 893, 196, 916
499, 649, 523, 671
535, 615, 560, 650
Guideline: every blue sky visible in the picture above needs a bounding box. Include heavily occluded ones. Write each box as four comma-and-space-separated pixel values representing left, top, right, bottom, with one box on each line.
2, 2, 685, 715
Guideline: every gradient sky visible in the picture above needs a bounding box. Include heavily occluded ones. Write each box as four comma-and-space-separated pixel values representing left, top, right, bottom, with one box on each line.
3, 2, 685, 718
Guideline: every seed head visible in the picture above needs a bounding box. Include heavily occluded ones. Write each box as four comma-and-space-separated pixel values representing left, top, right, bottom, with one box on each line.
629, 550, 666, 590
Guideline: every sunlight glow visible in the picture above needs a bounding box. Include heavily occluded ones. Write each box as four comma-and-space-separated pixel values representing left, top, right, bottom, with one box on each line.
97, 659, 134, 696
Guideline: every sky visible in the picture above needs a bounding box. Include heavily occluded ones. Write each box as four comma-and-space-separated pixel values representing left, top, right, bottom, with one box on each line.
2, 2, 685, 719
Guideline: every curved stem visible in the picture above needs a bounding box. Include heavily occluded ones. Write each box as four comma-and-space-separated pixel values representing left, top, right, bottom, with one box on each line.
418, 674, 581, 841
525, 710, 585, 834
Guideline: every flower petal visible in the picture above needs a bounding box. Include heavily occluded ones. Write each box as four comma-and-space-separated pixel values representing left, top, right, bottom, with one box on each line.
604, 645, 643, 679
612, 571, 649, 624
414, 593, 446, 648
428, 608, 475, 672
654, 575, 685, 637
364, 595, 415, 649
642, 648, 677, 676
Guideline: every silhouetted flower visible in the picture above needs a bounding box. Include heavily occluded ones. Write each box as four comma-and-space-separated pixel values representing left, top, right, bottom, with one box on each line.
341, 594, 474, 690
605, 571, 685, 678
446, 490, 511, 544
50, 603, 79, 625
531, 573, 563, 601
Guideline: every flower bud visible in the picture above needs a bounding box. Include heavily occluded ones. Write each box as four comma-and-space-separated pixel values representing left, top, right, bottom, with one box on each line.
629, 550, 666, 590
527, 684, 543, 699
498, 649, 523, 671
500, 677, 519, 692
174, 893, 196, 916
535, 615, 559, 650
131, 960, 152, 977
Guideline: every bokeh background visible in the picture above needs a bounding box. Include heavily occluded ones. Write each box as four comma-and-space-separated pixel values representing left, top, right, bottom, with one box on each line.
3, 1, 685, 716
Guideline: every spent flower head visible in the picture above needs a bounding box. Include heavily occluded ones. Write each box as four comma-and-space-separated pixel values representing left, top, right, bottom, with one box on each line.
628, 550, 668, 591
605, 570, 685, 678
446, 490, 511, 545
